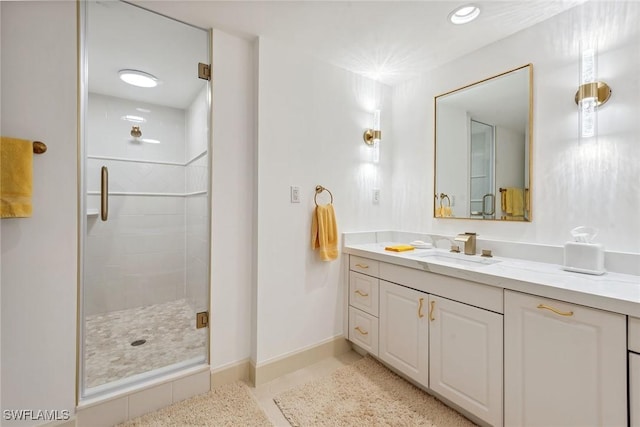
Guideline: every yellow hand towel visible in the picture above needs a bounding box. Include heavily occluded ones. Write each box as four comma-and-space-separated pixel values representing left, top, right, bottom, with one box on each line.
385, 245, 415, 252
311, 204, 338, 261
505, 188, 524, 217
1, 137, 33, 218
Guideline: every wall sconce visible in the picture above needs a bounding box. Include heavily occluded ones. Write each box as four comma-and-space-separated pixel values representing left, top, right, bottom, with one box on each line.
575, 47, 611, 140
363, 110, 381, 145
363, 110, 381, 163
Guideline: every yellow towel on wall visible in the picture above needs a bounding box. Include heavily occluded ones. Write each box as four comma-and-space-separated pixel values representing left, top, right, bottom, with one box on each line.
504, 188, 524, 217
435, 206, 452, 217
1, 137, 33, 218
311, 204, 338, 261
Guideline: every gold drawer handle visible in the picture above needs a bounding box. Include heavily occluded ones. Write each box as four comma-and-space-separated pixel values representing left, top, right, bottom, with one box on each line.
355, 263, 369, 269
418, 298, 425, 318
537, 304, 574, 317
355, 290, 369, 297
354, 326, 369, 335
429, 300, 435, 321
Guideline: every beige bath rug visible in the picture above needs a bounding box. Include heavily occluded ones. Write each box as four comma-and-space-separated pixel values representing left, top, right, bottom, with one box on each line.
274, 356, 476, 426
118, 381, 271, 426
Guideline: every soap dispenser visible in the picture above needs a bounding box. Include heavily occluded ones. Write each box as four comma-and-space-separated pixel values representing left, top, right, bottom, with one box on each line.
562, 226, 605, 275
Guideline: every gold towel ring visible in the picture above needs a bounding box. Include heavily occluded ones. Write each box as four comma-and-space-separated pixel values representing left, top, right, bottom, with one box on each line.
440, 193, 450, 207
315, 185, 334, 206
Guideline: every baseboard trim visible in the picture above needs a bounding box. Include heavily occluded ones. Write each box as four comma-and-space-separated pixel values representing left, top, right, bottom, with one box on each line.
210, 359, 251, 388
42, 418, 76, 427
252, 336, 351, 386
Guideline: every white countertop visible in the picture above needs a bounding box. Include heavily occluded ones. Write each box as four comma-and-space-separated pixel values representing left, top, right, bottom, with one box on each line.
344, 242, 640, 317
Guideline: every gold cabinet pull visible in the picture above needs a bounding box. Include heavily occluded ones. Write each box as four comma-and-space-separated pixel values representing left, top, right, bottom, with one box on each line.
355, 289, 369, 297
355, 263, 369, 269
418, 297, 425, 318
354, 326, 369, 335
429, 300, 436, 321
537, 304, 574, 317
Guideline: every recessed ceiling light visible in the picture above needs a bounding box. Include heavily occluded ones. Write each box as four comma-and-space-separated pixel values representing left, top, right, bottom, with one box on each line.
118, 69, 158, 88
449, 4, 480, 24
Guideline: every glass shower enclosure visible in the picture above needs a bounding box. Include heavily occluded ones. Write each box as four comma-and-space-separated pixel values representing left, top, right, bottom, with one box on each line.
79, 1, 211, 399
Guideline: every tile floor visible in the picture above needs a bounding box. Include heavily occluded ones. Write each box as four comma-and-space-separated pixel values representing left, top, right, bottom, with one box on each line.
84, 299, 207, 389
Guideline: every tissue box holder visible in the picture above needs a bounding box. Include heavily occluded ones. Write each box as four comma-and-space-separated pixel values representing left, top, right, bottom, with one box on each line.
563, 242, 605, 275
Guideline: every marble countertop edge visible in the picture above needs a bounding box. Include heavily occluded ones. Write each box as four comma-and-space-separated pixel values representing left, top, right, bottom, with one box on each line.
343, 242, 640, 318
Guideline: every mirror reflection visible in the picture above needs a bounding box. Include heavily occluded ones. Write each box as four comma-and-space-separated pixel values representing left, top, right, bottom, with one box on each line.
434, 64, 532, 221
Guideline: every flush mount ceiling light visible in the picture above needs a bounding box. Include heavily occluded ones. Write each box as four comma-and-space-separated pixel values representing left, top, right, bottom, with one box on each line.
449, 4, 480, 24
118, 69, 158, 88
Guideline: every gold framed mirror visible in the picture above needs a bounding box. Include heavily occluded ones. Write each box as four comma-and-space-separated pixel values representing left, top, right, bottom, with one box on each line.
434, 64, 533, 221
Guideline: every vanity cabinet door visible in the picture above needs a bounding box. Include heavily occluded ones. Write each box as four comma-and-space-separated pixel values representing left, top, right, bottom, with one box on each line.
505, 290, 627, 427
429, 295, 503, 427
631, 353, 640, 427
378, 280, 428, 387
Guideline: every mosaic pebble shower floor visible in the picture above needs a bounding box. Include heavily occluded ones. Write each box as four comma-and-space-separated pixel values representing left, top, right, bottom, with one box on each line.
84, 299, 207, 389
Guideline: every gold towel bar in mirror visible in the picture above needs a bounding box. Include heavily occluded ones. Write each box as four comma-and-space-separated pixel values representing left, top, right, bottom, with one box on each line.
315, 185, 334, 206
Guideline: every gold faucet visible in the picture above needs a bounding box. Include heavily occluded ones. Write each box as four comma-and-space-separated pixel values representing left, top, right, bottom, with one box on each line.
454, 232, 477, 255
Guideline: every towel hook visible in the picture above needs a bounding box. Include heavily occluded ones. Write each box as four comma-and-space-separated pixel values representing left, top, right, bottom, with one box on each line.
315, 185, 334, 206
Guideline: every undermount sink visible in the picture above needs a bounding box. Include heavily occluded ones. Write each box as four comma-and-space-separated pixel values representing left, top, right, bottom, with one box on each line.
414, 251, 501, 267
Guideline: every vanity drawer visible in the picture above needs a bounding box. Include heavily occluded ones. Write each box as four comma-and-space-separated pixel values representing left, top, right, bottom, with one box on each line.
350, 256, 379, 277
630, 317, 640, 353
349, 271, 379, 316
349, 307, 378, 356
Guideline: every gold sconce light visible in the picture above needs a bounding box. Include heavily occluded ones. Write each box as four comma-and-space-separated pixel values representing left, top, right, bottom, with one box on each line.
363, 110, 381, 163
363, 110, 381, 146
574, 47, 611, 139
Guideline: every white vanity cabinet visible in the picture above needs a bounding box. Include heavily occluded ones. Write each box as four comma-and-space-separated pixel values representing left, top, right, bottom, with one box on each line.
504, 290, 627, 427
378, 280, 429, 387
348, 255, 504, 426
429, 295, 503, 427
629, 317, 640, 426
348, 256, 380, 355
631, 353, 640, 427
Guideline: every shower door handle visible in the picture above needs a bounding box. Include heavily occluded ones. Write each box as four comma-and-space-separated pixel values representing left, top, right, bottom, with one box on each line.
101, 166, 108, 221
482, 193, 495, 216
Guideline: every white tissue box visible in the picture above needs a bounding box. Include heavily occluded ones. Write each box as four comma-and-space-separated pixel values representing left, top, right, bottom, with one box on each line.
563, 242, 605, 275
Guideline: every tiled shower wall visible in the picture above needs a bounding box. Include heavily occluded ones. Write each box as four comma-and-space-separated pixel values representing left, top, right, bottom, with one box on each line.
185, 89, 209, 312
85, 92, 208, 316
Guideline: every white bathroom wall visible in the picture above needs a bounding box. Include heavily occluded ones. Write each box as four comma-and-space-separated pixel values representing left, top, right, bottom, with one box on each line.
391, 1, 640, 254
185, 87, 209, 311
436, 104, 468, 217
0, 1, 77, 423
495, 126, 525, 195
84, 94, 187, 315
1, 1, 4, 412
255, 37, 392, 364
209, 29, 256, 370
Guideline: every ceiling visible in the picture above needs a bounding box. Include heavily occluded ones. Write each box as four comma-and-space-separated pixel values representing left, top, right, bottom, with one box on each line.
88, 1, 584, 109
132, 0, 584, 87
87, 1, 209, 109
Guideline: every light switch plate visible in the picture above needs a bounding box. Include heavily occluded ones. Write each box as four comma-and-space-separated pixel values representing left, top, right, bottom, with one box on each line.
290, 186, 300, 203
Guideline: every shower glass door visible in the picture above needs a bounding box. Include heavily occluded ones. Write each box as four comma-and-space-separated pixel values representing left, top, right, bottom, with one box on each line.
80, 1, 210, 398
469, 120, 495, 218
